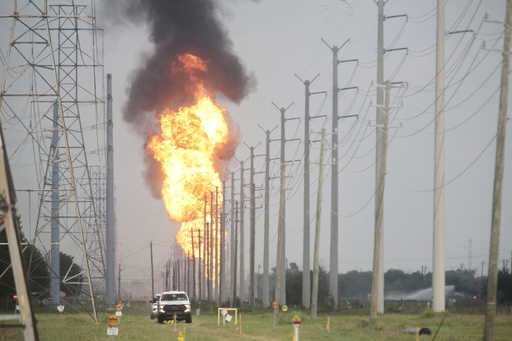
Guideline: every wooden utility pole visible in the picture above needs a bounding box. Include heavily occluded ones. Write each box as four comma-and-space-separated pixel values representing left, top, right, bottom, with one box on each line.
311, 129, 326, 319
374, 0, 386, 315
485, 0, 512, 339
0, 124, 39, 339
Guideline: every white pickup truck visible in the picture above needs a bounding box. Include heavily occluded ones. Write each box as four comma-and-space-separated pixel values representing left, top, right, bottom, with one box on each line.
156, 291, 192, 324
149, 294, 161, 319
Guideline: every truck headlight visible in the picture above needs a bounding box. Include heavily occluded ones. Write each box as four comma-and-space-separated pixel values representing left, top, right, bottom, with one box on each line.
184, 304, 190, 313
159, 307, 165, 313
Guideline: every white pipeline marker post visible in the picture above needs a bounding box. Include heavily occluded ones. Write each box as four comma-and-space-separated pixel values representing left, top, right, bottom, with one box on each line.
108, 315, 119, 341
292, 316, 302, 341
107, 327, 118, 341
57, 305, 64, 320
115, 304, 122, 325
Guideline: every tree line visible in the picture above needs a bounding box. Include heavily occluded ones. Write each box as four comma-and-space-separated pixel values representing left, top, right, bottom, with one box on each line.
258, 262, 512, 308
0, 223, 83, 304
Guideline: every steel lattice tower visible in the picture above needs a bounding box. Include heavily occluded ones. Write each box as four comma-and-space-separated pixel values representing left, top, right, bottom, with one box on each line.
0, 0, 106, 322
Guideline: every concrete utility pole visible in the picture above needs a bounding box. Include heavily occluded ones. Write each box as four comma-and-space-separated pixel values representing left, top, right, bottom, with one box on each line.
203, 196, 208, 299
485, 0, 512, 338
232, 201, 239, 306
118, 263, 122, 301
250, 182, 256, 308
330, 42, 339, 310
150, 241, 155, 299
370, 80, 390, 321
239, 161, 245, 302
311, 129, 326, 319
215, 186, 219, 302
230, 172, 236, 304
249, 146, 256, 309
50, 102, 61, 307
274, 103, 293, 307
220, 180, 226, 304
210, 191, 214, 301
295, 73, 321, 309
198, 229, 202, 301
322, 38, 348, 310
262, 130, 271, 308
191, 223, 196, 299
432, 0, 446, 313
106, 73, 116, 307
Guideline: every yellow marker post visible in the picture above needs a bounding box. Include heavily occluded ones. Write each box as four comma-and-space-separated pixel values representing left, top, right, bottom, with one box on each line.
107, 315, 119, 341
272, 301, 278, 328
291, 316, 302, 341
327, 316, 330, 333
239, 313, 242, 335
108, 315, 118, 326
174, 314, 177, 332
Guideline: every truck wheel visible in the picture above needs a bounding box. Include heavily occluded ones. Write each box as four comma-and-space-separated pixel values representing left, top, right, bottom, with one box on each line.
157, 317, 164, 324
186, 316, 192, 324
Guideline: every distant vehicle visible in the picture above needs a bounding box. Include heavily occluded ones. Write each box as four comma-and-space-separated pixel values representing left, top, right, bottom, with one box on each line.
149, 294, 161, 320
156, 291, 192, 324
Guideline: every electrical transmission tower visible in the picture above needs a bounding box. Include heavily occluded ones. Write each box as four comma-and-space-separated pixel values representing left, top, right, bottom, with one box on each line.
0, 1, 106, 322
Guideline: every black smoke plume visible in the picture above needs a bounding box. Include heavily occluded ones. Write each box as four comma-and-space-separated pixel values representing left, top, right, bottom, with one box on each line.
102, 0, 255, 197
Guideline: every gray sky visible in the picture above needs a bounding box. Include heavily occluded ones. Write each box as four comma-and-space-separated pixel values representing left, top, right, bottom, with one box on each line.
2, 0, 511, 300
101, 0, 511, 298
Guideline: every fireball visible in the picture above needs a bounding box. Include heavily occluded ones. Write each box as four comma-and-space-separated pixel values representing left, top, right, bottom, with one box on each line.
146, 53, 227, 269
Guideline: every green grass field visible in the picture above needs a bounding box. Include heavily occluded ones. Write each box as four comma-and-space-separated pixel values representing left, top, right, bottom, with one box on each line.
1, 302, 511, 340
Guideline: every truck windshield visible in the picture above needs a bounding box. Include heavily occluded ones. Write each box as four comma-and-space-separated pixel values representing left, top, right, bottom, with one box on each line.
161, 293, 187, 301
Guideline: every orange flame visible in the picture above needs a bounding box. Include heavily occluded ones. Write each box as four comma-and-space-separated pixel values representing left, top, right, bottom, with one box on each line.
146, 53, 227, 265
